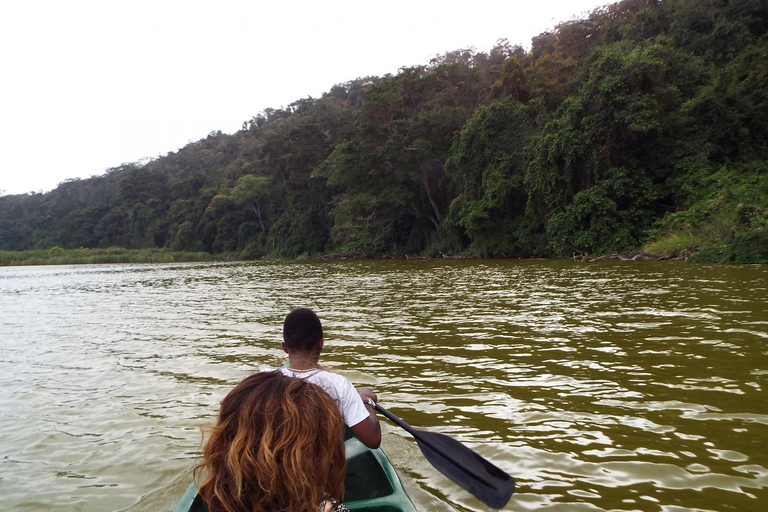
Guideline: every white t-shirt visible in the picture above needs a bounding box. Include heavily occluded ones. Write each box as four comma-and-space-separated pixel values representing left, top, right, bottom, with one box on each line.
274, 367, 370, 428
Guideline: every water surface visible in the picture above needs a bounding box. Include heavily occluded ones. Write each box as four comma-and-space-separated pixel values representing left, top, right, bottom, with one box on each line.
0, 260, 766, 511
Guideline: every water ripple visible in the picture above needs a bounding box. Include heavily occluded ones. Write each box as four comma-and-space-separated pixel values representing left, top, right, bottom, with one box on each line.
0, 260, 766, 511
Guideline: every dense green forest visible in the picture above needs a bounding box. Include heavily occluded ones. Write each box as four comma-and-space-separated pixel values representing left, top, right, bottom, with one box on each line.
2, 0, 767, 263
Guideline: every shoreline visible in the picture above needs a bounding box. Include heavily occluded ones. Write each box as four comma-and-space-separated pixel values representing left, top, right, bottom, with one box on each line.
2, 247, 759, 267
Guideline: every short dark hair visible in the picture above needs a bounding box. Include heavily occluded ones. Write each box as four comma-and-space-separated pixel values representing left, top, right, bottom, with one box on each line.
283, 308, 323, 352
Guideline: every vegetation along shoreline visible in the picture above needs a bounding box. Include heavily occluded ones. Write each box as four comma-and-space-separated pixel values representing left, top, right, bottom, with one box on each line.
0, 247, 752, 267
2, 1, 767, 264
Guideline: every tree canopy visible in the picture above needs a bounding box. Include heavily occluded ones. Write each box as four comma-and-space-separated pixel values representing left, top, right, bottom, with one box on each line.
2, 0, 767, 263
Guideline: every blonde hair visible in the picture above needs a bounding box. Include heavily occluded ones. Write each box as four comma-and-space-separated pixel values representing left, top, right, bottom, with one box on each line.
195, 371, 346, 512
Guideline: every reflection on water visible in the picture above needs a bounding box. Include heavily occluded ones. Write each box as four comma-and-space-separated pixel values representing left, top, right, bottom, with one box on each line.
0, 260, 766, 511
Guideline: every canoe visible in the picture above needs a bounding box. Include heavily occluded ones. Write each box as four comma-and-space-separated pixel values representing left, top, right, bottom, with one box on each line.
173, 428, 418, 512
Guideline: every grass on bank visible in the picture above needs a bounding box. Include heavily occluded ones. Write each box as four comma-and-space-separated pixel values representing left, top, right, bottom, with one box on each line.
642, 199, 768, 263
639, 164, 768, 264
0, 246, 222, 266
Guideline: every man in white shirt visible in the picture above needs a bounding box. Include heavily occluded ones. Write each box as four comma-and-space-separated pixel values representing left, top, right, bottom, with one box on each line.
277, 308, 382, 449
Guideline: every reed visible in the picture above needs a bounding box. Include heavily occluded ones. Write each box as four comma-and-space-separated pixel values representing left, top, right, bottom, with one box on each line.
0, 247, 218, 266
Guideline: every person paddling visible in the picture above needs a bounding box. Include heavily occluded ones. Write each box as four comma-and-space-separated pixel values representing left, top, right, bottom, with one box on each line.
276, 307, 382, 449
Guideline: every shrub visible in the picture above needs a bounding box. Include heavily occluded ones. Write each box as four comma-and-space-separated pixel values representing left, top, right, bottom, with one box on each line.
725, 229, 768, 263
240, 242, 266, 260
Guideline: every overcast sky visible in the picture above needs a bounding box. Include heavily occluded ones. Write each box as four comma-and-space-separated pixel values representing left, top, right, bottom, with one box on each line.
0, 0, 610, 196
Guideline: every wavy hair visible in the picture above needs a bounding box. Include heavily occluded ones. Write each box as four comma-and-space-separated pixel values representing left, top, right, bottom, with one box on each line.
195, 371, 346, 512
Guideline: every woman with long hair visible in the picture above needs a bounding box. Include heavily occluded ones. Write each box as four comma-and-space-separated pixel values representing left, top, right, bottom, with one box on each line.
195, 371, 348, 512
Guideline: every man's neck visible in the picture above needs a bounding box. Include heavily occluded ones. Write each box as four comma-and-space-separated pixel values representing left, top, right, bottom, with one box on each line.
287, 353, 320, 371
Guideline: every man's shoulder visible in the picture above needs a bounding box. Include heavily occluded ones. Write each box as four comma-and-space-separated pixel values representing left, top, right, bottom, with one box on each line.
266, 366, 356, 396
310, 369, 354, 388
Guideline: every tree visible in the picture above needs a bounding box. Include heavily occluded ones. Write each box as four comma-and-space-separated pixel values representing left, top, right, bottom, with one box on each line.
323, 54, 499, 254
60, 207, 107, 248
231, 175, 271, 236
527, 42, 697, 255
447, 97, 546, 256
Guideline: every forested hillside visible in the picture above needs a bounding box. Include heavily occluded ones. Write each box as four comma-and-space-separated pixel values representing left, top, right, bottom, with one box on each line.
2, 0, 767, 263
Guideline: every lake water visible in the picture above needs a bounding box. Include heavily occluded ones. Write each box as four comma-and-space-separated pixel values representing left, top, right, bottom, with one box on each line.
0, 260, 766, 512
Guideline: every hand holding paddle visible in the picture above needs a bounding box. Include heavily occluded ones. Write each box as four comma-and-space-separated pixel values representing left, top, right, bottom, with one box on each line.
365, 399, 515, 509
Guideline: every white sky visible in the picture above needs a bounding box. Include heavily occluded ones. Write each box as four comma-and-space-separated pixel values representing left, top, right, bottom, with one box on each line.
0, 0, 610, 196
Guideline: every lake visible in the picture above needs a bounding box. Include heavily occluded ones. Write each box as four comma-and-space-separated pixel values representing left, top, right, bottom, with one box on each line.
0, 260, 766, 511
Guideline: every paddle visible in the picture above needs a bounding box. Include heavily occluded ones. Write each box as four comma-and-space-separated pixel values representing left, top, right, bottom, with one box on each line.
365, 399, 515, 509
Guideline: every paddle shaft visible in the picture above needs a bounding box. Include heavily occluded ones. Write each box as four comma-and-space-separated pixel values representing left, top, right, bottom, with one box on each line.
368, 401, 420, 437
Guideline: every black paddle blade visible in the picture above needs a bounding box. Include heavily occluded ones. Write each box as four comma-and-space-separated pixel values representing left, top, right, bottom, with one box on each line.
414, 430, 515, 509
370, 402, 515, 509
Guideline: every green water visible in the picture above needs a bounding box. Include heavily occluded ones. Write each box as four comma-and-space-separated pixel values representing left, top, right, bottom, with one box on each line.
0, 260, 765, 511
